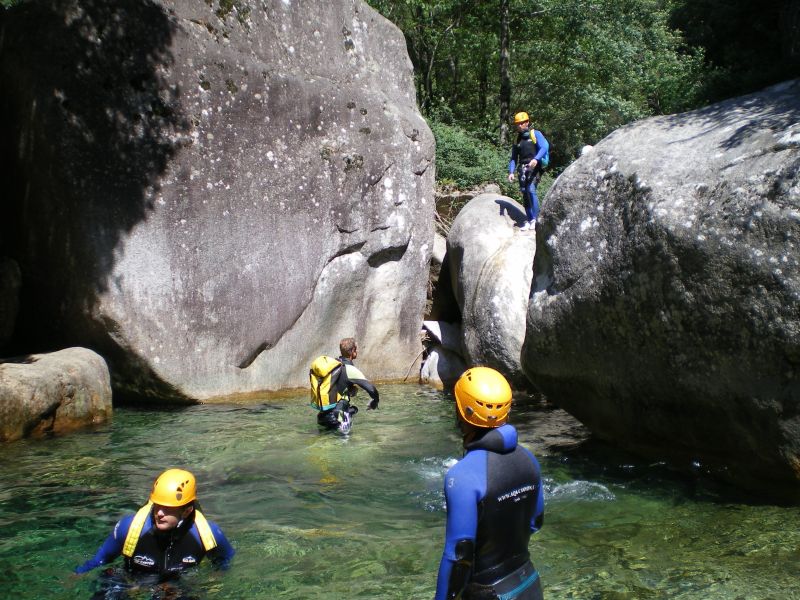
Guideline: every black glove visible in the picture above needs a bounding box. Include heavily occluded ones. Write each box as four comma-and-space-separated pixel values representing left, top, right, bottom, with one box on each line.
367, 398, 379, 410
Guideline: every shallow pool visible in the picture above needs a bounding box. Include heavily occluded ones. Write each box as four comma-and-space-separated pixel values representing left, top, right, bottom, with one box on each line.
0, 384, 798, 599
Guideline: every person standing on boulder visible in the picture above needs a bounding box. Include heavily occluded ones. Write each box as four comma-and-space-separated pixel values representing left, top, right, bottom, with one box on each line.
435, 367, 544, 600
508, 112, 550, 231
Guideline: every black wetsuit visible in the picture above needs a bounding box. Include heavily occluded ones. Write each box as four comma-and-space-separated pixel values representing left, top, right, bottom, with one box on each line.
316, 357, 379, 431
76, 509, 234, 575
76, 508, 234, 599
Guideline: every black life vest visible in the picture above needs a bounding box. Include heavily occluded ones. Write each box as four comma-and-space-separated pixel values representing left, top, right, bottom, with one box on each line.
515, 130, 540, 165
122, 507, 215, 575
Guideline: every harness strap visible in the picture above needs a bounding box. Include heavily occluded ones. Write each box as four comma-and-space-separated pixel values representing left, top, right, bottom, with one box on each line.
497, 570, 539, 600
310, 401, 338, 411
122, 503, 152, 557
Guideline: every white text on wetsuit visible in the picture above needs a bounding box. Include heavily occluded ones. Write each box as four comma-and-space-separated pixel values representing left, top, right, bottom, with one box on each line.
497, 484, 535, 503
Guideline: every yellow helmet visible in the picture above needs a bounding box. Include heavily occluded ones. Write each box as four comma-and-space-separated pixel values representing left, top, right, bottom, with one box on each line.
454, 367, 512, 428
513, 111, 529, 125
149, 468, 197, 507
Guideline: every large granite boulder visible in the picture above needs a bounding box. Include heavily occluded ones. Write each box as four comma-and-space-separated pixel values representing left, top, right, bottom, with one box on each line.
523, 80, 800, 495
0, 0, 434, 400
0, 347, 112, 442
447, 193, 536, 385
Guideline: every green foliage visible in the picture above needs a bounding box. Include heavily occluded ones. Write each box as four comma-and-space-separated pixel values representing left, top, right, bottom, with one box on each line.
509, 0, 708, 164
367, 0, 713, 177
670, 0, 800, 102
429, 119, 513, 194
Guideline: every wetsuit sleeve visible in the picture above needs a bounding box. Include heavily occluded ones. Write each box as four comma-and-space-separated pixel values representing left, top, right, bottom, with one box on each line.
344, 364, 379, 405
523, 448, 545, 534
208, 521, 236, 570
434, 455, 486, 600
533, 130, 549, 162
74, 515, 132, 574
508, 143, 519, 174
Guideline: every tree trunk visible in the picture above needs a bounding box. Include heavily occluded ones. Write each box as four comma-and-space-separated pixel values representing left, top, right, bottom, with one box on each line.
498, 0, 511, 145
478, 53, 488, 120
449, 55, 459, 109
413, 5, 433, 111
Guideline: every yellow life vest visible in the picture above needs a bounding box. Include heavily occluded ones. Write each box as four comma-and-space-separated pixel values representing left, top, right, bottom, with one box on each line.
122, 502, 217, 557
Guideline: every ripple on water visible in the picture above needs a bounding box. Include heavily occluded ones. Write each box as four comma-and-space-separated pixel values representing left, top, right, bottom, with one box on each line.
546, 479, 617, 502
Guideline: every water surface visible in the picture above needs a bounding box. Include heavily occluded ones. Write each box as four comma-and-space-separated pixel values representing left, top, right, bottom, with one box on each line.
0, 384, 798, 599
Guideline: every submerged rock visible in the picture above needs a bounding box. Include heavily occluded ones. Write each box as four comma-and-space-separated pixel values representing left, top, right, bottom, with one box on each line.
0, 0, 434, 401
524, 79, 800, 495
0, 347, 112, 442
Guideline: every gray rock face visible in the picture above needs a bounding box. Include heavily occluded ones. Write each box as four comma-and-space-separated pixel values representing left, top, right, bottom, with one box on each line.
0, 347, 112, 442
523, 80, 800, 493
419, 345, 465, 389
447, 193, 536, 384
419, 320, 466, 388
1, 0, 434, 400
0, 258, 20, 353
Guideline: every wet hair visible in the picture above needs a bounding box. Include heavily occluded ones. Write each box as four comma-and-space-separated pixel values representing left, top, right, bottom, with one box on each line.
339, 337, 357, 358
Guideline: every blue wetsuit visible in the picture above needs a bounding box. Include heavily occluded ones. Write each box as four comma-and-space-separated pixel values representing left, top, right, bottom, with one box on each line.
435, 424, 544, 600
75, 508, 235, 575
508, 129, 549, 223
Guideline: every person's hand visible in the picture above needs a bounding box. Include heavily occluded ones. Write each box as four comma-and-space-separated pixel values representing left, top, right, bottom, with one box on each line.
367, 399, 379, 410
528, 159, 538, 169
507, 172, 515, 183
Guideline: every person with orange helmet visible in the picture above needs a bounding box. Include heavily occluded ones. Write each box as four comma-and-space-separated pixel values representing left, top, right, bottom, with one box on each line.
434, 367, 544, 600
508, 111, 550, 231
75, 469, 234, 578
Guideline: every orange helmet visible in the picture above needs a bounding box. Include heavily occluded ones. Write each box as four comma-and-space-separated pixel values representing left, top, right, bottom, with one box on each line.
513, 111, 530, 125
454, 367, 512, 428
149, 469, 197, 507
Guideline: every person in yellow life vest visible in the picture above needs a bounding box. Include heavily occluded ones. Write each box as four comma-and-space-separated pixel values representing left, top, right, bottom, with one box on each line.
314, 337, 380, 433
74, 469, 235, 577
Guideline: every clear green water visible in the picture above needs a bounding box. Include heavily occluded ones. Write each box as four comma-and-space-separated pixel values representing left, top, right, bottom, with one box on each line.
1, 384, 799, 599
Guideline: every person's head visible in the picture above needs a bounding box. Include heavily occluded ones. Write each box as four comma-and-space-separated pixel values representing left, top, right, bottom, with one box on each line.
454, 367, 512, 440
339, 337, 358, 360
149, 468, 197, 531
513, 111, 530, 131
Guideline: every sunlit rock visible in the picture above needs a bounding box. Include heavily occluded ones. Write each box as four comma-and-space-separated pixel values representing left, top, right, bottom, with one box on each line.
419, 320, 466, 389
0, 347, 112, 442
447, 193, 536, 385
524, 79, 800, 495
0, 0, 434, 400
